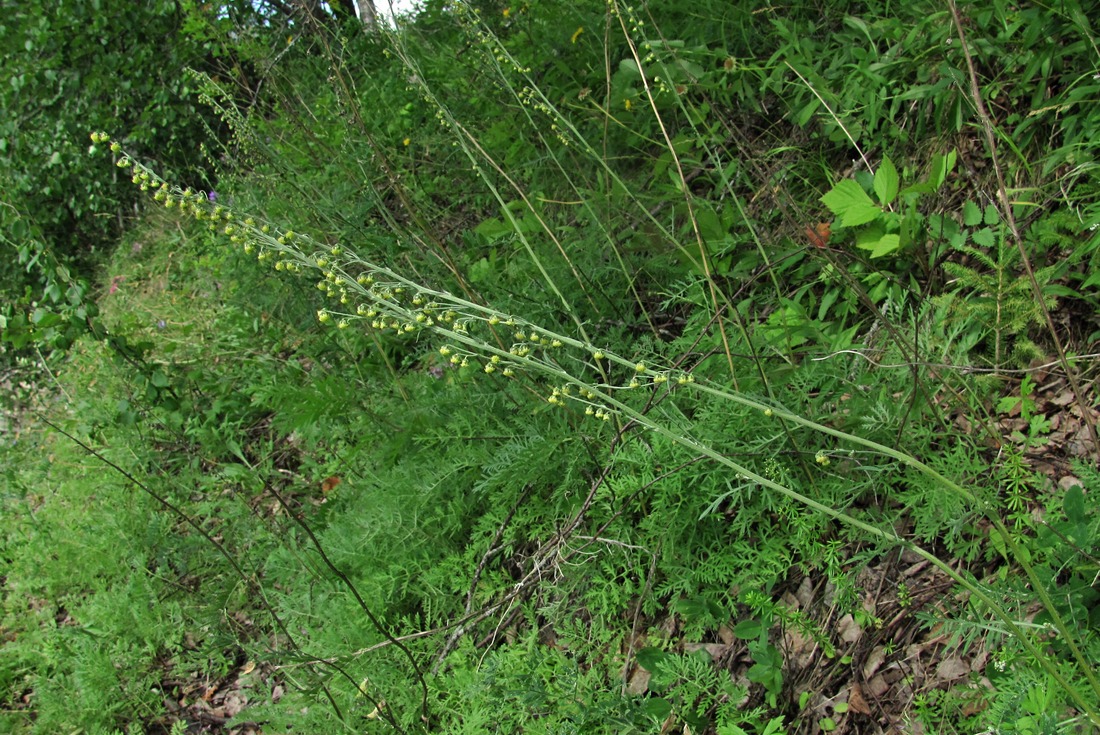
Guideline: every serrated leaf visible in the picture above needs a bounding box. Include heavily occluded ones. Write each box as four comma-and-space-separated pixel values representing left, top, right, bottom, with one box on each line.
618, 58, 642, 77
963, 201, 982, 226
970, 227, 996, 247
820, 180, 881, 227
873, 155, 899, 205
856, 229, 900, 257
983, 204, 1000, 225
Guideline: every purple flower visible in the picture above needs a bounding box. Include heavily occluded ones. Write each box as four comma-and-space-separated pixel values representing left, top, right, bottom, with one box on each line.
207, 191, 218, 202
156, 320, 166, 329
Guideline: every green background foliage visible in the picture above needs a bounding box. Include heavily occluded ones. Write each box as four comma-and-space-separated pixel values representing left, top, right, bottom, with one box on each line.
2, 1, 1099, 733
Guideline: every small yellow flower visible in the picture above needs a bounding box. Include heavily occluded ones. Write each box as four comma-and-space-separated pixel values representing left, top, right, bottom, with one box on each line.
403, 137, 411, 146
624, 98, 633, 111
502, 7, 510, 17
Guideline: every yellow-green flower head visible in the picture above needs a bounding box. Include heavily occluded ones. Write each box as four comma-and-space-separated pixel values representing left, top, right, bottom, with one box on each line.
317, 310, 331, 324
634, 362, 646, 373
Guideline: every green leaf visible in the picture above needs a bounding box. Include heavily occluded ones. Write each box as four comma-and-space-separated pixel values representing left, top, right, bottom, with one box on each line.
928, 150, 957, 189
873, 156, 899, 205
983, 204, 1001, 226
963, 201, 983, 226
795, 98, 820, 127
636, 648, 669, 672
820, 180, 881, 227
695, 205, 724, 242
970, 227, 996, 247
760, 717, 787, 735
717, 725, 750, 735
732, 619, 764, 640
643, 697, 672, 721
855, 230, 900, 258
1063, 484, 1085, 524
474, 218, 512, 240
997, 394, 1021, 414
618, 58, 642, 78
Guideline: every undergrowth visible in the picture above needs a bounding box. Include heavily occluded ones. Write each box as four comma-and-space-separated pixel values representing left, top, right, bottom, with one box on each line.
3, 1, 1100, 733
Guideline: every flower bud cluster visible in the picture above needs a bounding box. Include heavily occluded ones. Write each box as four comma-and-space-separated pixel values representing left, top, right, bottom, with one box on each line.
97, 134, 700, 425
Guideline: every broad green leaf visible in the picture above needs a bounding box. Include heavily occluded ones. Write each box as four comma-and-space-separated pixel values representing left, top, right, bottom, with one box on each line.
970, 227, 996, 247
795, 98, 820, 127
929, 150, 957, 189
1063, 484, 1085, 524
695, 205, 724, 242
963, 200, 983, 226
984, 204, 1001, 225
732, 619, 764, 640
856, 229, 900, 257
873, 155, 899, 205
618, 58, 642, 77
643, 698, 672, 721
820, 180, 881, 227
636, 648, 669, 672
